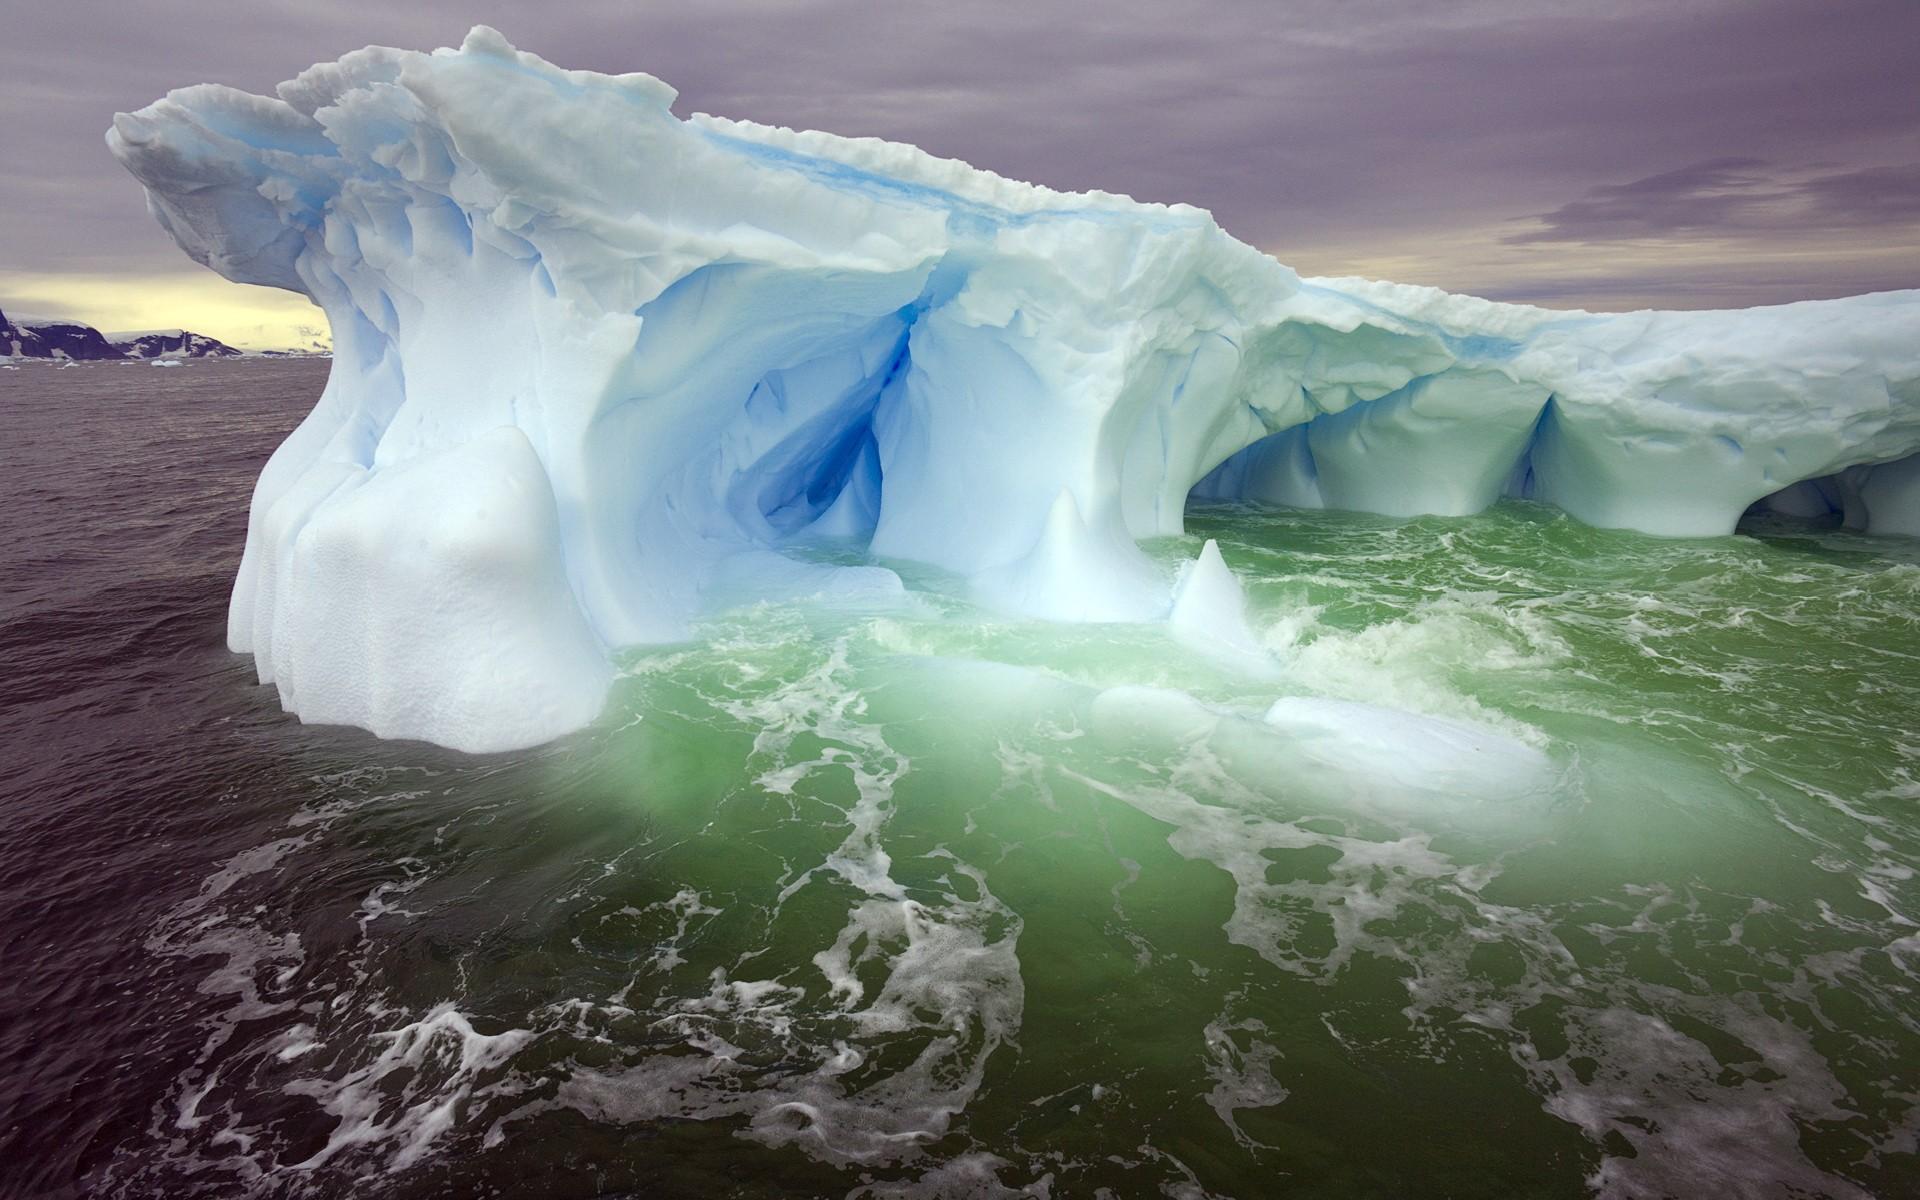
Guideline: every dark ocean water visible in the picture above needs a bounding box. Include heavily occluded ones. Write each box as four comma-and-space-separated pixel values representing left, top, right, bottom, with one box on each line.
0, 358, 330, 1193
2, 357, 1917, 1199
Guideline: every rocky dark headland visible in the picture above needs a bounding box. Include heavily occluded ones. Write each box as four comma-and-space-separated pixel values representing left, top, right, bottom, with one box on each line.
1, 305, 245, 360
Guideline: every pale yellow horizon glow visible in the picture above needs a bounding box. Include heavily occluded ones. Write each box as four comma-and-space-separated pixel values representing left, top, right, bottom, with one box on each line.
7, 227, 1911, 357
0, 271, 331, 352
1274, 221, 1918, 313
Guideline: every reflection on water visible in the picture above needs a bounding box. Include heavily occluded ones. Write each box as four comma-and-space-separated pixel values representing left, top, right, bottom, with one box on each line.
2, 360, 1916, 1198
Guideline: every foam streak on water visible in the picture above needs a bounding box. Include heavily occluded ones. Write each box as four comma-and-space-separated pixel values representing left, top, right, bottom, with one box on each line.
1, 360, 1917, 1198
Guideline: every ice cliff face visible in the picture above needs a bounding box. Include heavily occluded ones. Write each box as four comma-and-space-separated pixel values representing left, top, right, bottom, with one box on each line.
107, 28, 1920, 750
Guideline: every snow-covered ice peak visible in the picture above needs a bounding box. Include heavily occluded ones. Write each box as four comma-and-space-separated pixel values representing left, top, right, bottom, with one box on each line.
108, 28, 1920, 750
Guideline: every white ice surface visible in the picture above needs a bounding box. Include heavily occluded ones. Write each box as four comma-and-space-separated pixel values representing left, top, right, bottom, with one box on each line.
106, 27, 1920, 749
1089, 685, 1552, 816
1168, 539, 1271, 670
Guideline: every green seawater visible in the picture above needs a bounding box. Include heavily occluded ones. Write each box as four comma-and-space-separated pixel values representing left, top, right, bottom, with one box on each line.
132, 501, 1920, 1198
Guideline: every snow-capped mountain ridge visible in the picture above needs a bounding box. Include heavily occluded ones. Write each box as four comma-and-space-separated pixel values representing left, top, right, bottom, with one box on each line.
1, 306, 243, 360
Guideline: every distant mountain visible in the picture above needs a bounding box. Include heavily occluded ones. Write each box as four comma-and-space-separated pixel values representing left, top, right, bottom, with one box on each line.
2, 308, 126, 360
1, 306, 245, 360
108, 329, 244, 359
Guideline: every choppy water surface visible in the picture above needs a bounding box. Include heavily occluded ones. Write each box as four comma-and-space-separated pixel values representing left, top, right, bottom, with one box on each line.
3, 359, 1917, 1198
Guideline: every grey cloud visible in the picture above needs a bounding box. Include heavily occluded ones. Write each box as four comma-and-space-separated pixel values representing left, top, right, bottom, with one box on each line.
1799, 164, 1920, 226
2, 0, 1916, 308
1509, 158, 1920, 243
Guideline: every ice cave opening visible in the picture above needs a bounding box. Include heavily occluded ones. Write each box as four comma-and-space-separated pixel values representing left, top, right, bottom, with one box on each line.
1746, 450, 1920, 536
1184, 371, 1553, 523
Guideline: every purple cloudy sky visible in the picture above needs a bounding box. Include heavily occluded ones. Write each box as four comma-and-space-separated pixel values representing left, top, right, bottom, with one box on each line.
4, 0, 1917, 326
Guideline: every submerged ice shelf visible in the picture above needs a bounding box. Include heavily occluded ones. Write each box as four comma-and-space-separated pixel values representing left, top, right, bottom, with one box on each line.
109, 28, 1920, 750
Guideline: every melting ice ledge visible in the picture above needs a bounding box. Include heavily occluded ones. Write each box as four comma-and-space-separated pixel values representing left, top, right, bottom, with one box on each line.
110, 28, 1920, 751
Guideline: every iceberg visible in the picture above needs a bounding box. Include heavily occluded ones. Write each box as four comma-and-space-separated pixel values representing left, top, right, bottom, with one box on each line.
107, 28, 1920, 750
